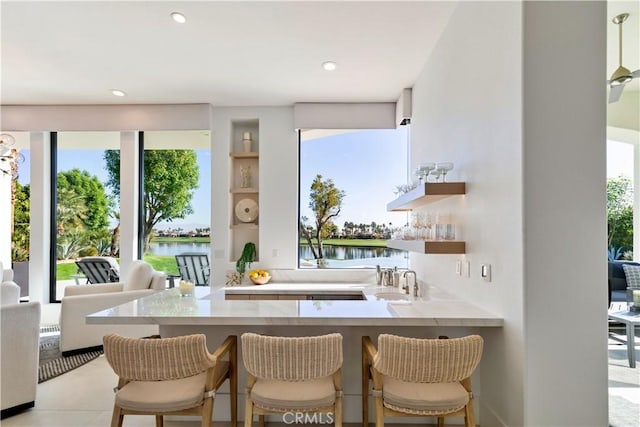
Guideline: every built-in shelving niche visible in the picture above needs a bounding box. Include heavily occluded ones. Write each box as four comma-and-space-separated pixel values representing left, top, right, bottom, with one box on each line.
229, 119, 260, 262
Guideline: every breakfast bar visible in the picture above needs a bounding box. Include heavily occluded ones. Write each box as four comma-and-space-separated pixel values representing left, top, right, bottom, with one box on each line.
87, 283, 503, 423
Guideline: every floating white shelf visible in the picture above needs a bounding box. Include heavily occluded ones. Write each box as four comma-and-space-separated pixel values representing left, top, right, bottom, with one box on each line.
387, 182, 466, 211
229, 152, 258, 159
230, 187, 258, 194
230, 224, 259, 230
387, 239, 466, 254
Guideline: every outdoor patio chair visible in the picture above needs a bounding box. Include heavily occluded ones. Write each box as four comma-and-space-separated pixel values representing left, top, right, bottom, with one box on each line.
76, 256, 120, 284
175, 252, 210, 286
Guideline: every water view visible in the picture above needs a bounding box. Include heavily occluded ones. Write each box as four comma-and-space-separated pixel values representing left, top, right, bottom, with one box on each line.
147, 242, 408, 269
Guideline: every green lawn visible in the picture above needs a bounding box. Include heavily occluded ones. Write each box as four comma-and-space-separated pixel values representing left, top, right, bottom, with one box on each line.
142, 255, 180, 275
150, 237, 210, 243
56, 255, 179, 280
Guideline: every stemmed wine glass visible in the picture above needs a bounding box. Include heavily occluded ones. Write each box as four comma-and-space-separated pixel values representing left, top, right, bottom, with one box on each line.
429, 168, 442, 182
418, 163, 436, 183
434, 162, 454, 182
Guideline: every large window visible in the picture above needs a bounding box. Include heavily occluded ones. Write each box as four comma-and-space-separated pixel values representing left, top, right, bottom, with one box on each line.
10, 133, 29, 300
54, 132, 120, 301
299, 128, 409, 269
607, 139, 635, 261
142, 131, 211, 275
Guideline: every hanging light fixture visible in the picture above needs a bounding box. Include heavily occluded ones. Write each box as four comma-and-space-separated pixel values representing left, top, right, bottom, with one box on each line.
0, 133, 24, 177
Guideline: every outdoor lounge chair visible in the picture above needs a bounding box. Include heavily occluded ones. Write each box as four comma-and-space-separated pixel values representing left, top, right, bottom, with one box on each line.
76, 256, 120, 284
175, 252, 210, 286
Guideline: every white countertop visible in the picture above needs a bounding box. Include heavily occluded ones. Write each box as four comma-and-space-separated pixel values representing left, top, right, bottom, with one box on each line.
87, 282, 503, 327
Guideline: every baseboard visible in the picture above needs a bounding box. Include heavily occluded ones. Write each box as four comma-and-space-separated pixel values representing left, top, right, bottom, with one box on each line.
61, 344, 103, 357
1, 401, 35, 419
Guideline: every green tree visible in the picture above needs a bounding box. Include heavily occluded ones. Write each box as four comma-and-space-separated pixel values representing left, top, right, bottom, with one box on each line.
607, 175, 634, 256
54, 170, 110, 259
104, 149, 199, 251
56, 187, 89, 234
57, 169, 109, 232
306, 174, 345, 260
11, 182, 30, 261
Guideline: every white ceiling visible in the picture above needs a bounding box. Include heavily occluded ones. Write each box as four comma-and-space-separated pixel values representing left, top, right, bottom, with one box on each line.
1, 1, 638, 107
0, 1, 457, 106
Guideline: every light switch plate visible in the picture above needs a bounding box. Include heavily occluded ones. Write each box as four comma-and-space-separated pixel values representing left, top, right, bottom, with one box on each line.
481, 264, 491, 282
456, 260, 462, 276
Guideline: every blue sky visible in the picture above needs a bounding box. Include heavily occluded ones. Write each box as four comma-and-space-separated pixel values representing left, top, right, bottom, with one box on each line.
17, 130, 410, 231
300, 129, 409, 228
17, 135, 633, 232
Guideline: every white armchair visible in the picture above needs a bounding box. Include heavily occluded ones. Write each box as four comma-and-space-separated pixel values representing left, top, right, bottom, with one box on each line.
60, 260, 166, 355
1, 274, 40, 418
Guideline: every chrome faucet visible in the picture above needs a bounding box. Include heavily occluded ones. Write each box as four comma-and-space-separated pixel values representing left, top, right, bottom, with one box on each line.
403, 270, 417, 296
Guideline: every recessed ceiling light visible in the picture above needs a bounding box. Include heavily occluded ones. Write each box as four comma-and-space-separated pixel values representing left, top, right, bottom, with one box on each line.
170, 12, 186, 23
322, 61, 337, 71
111, 89, 126, 97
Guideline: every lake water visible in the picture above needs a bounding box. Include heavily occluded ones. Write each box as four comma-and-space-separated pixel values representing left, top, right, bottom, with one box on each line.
147, 242, 408, 269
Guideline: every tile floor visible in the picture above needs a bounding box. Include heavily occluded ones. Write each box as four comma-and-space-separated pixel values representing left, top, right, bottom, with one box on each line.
2, 304, 638, 427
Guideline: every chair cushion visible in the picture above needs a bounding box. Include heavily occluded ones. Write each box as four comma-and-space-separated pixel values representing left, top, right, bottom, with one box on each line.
382, 375, 469, 414
609, 261, 640, 291
1, 282, 21, 306
115, 372, 207, 412
123, 261, 153, 291
622, 264, 640, 288
251, 375, 336, 411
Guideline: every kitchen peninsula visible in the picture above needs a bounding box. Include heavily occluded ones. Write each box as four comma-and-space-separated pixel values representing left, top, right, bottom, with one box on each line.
88, 282, 502, 423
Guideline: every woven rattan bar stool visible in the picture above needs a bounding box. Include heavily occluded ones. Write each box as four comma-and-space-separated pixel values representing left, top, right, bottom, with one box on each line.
241, 332, 343, 427
103, 334, 237, 427
362, 334, 483, 427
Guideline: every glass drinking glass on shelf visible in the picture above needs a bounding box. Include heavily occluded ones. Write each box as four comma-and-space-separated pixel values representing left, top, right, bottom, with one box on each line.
424, 212, 434, 240
434, 162, 454, 182
411, 212, 421, 240
402, 225, 415, 240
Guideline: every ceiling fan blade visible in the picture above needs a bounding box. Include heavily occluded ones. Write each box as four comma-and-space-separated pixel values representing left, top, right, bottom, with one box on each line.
632, 69, 640, 78
609, 84, 625, 103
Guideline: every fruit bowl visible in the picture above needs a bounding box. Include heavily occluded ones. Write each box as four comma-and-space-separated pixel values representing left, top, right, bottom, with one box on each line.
248, 270, 271, 285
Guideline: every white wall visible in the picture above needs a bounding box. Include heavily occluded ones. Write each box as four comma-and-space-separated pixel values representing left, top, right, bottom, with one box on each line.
1, 104, 211, 131
409, 2, 524, 424
210, 107, 299, 286
410, 1, 608, 425
28, 132, 51, 303
522, 2, 608, 425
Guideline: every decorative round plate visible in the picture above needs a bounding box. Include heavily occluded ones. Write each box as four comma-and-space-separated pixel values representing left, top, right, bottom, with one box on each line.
235, 198, 258, 223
